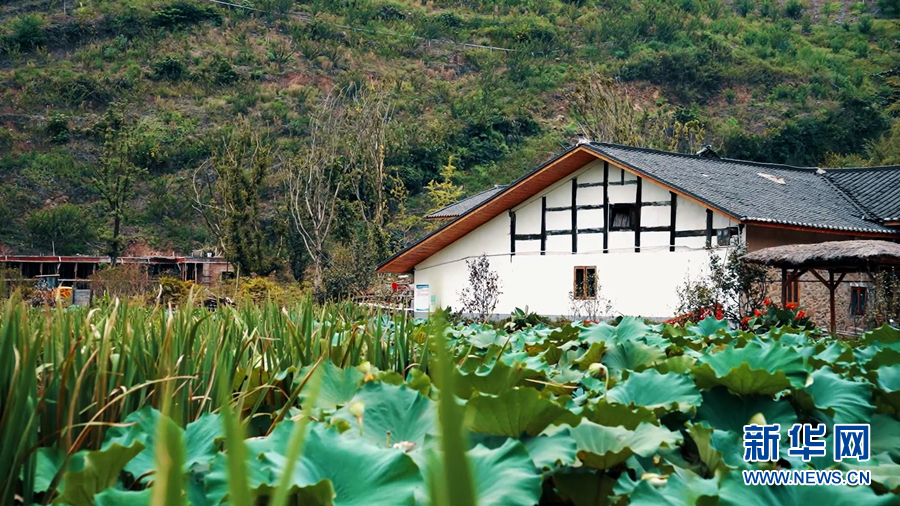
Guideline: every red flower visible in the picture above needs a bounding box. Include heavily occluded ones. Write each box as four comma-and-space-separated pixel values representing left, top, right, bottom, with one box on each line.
785, 302, 798, 310
796, 310, 806, 319
764, 298, 771, 306
753, 309, 762, 317
741, 316, 752, 325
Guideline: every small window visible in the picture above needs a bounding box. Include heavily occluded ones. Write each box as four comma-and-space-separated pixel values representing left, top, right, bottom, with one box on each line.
785, 279, 800, 304
609, 204, 635, 231
851, 286, 868, 316
574, 266, 597, 299
717, 228, 732, 247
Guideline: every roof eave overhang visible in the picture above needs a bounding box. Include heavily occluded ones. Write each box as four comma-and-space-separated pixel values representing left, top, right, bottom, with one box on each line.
743, 220, 900, 238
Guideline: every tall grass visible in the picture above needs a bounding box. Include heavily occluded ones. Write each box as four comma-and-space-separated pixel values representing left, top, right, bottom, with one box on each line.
0, 294, 418, 505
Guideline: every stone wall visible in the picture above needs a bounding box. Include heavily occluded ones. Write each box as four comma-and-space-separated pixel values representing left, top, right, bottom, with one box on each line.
764, 268, 872, 335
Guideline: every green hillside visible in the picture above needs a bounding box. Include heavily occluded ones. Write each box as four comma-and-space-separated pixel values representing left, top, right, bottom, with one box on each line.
1, 0, 898, 292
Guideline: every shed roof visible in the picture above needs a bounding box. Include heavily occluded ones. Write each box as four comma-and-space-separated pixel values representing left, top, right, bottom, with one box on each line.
742, 240, 900, 269
425, 185, 508, 219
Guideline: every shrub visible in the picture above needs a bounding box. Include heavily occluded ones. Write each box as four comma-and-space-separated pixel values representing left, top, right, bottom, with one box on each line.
858, 14, 874, 34
45, 113, 70, 144
735, 0, 755, 16
742, 300, 815, 332
158, 276, 194, 304
457, 254, 501, 322
26, 204, 96, 255
6, 15, 45, 51
783, 0, 805, 19
152, 55, 186, 80
877, 0, 900, 17
149, 1, 222, 29
214, 59, 238, 85
90, 264, 154, 299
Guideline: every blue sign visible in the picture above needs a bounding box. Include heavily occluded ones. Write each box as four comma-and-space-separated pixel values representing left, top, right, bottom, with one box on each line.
787, 423, 827, 462
743, 423, 781, 462
834, 424, 870, 462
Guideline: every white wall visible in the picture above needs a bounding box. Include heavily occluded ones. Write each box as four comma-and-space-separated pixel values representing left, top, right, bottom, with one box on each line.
413, 158, 740, 318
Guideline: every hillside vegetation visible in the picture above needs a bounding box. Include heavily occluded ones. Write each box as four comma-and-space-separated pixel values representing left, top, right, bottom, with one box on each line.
0, 0, 898, 293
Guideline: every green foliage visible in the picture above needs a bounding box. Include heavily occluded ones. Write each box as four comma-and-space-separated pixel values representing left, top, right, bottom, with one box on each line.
45, 113, 70, 144
5, 15, 45, 51
25, 204, 95, 255
149, 2, 222, 30
151, 55, 186, 81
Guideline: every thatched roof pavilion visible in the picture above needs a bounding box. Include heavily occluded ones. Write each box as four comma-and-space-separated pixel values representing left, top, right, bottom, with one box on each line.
744, 240, 900, 334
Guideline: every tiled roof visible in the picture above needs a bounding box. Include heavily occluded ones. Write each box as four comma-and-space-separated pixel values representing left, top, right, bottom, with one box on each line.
584, 142, 899, 235
825, 166, 900, 222
424, 185, 508, 219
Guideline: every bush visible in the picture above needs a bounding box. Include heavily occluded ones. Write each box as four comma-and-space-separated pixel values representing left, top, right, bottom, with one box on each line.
620, 47, 726, 103
457, 254, 501, 322
783, 0, 805, 19
158, 276, 194, 304
877, 0, 900, 17
45, 113, 70, 144
90, 264, 154, 299
149, 1, 222, 29
152, 55, 186, 80
858, 14, 874, 34
6, 15, 45, 51
742, 300, 815, 332
26, 204, 96, 255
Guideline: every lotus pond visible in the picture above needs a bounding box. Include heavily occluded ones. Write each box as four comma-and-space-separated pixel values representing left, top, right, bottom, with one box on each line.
1, 296, 899, 505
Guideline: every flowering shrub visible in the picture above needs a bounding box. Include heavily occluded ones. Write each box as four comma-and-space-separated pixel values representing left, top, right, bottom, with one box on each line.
741, 298, 815, 332
664, 304, 724, 326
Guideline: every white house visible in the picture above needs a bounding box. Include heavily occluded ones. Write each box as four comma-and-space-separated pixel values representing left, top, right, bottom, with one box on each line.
378, 142, 900, 320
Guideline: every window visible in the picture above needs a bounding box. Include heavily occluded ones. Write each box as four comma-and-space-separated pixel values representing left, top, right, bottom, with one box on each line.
574, 266, 597, 299
851, 286, 868, 316
610, 204, 635, 231
785, 278, 800, 304
717, 228, 732, 247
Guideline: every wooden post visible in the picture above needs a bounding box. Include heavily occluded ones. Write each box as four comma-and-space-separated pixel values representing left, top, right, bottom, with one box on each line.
829, 270, 837, 336
781, 267, 787, 304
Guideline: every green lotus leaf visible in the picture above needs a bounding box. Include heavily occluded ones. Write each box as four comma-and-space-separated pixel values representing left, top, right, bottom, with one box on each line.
331, 381, 436, 449
691, 340, 808, 395
694, 387, 797, 434
102, 406, 222, 480
871, 413, 900, 463
296, 361, 365, 410
860, 324, 900, 346
467, 440, 542, 506
53, 443, 146, 506
455, 358, 547, 398
874, 365, 900, 414
795, 367, 874, 424
838, 452, 900, 494
470, 427, 578, 470
205, 422, 421, 506
627, 468, 718, 506
688, 317, 731, 337
94, 488, 152, 506
570, 421, 682, 470
33, 447, 65, 494
581, 399, 658, 430
602, 341, 667, 378
653, 354, 697, 374
572, 342, 607, 369
686, 422, 746, 473
580, 317, 651, 345
606, 370, 702, 414
465, 387, 579, 437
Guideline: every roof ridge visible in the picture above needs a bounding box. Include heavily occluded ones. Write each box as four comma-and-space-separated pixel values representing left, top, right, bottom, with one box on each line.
588, 141, 819, 172
819, 165, 900, 172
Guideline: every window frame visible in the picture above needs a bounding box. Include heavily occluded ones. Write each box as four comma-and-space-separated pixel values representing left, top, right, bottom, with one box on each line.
785, 278, 800, 304
573, 266, 598, 300
609, 203, 636, 231
850, 286, 868, 316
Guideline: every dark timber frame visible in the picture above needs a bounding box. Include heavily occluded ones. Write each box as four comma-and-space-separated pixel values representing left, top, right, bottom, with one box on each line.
509, 210, 516, 256
634, 177, 643, 253
571, 178, 578, 253
603, 161, 609, 254
540, 197, 547, 255
669, 192, 677, 252
705, 209, 714, 248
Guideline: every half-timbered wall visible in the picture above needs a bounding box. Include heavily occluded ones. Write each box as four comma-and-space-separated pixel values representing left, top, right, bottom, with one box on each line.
414, 159, 741, 318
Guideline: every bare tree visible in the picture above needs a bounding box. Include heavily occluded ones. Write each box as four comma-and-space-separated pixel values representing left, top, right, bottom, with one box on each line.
283, 85, 393, 291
